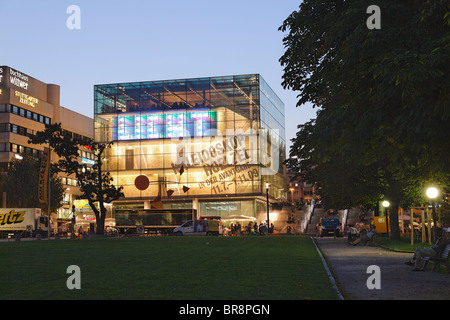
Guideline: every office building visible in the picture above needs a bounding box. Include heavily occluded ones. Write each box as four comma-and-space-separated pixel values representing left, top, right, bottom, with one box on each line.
0, 66, 94, 219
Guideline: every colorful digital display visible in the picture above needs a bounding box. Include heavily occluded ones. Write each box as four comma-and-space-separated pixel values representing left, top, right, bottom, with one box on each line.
112, 110, 217, 141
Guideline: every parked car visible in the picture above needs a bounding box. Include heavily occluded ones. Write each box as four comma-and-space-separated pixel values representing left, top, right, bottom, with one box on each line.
319, 217, 341, 237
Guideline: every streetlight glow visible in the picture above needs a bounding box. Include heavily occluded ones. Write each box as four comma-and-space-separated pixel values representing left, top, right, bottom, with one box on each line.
426, 187, 438, 199
426, 186, 439, 241
382, 200, 389, 208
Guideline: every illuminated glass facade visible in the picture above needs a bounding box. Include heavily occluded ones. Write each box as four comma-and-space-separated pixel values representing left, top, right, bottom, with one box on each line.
94, 74, 286, 218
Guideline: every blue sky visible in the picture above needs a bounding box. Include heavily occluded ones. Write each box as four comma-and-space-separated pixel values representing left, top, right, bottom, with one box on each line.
0, 0, 316, 151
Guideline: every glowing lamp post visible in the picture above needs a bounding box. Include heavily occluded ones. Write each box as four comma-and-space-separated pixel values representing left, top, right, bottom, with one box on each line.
382, 200, 390, 237
426, 187, 438, 199
289, 187, 295, 205
426, 187, 439, 241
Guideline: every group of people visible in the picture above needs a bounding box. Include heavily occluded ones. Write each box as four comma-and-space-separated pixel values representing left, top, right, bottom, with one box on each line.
346, 222, 375, 244
227, 222, 242, 236
346, 222, 449, 272
348, 224, 377, 246
223, 221, 274, 236
287, 212, 296, 224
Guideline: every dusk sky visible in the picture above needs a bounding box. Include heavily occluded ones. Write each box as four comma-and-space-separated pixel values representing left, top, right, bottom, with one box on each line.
0, 0, 317, 151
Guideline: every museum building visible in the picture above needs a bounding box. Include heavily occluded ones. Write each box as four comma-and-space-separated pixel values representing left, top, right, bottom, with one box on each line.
94, 74, 287, 219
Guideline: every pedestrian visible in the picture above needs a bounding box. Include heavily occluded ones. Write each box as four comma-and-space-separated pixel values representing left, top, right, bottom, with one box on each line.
235, 222, 241, 236
223, 226, 229, 236
347, 225, 358, 243
405, 229, 447, 271
350, 225, 377, 246
246, 222, 252, 235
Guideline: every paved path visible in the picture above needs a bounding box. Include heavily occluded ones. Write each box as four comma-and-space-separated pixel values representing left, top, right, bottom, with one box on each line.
315, 237, 450, 300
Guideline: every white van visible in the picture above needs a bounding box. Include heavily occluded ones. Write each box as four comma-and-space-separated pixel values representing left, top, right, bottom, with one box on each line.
173, 220, 221, 236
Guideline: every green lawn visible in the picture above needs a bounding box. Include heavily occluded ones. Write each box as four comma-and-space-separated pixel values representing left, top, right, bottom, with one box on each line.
374, 236, 432, 252
0, 236, 338, 300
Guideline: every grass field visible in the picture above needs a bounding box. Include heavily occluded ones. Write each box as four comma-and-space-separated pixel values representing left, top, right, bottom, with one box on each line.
0, 236, 339, 300
374, 236, 433, 252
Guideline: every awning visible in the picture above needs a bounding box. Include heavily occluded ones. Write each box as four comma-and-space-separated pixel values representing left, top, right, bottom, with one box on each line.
221, 215, 256, 221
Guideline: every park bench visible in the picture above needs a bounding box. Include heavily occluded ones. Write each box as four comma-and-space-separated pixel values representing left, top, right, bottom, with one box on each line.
363, 233, 376, 246
421, 243, 450, 274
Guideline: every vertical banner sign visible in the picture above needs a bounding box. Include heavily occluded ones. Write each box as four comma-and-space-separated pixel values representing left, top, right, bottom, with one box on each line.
38, 148, 50, 204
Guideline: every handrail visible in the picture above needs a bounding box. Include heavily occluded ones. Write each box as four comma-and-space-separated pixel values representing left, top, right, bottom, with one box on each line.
301, 205, 314, 233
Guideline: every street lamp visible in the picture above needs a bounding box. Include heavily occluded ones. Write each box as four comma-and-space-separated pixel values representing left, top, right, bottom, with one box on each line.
426, 187, 439, 241
289, 187, 295, 205
382, 200, 390, 238
266, 183, 270, 234
426, 187, 438, 199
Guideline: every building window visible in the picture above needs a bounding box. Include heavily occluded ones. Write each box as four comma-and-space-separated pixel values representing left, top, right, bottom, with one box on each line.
6, 104, 51, 125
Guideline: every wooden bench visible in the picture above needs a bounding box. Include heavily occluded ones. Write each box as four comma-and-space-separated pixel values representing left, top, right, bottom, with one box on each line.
363, 233, 376, 246
422, 243, 450, 273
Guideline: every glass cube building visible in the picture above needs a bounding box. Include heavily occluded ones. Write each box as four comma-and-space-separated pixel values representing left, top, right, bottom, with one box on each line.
94, 74, 286, 219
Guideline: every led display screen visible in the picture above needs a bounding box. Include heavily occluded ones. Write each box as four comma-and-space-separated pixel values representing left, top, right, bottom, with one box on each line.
112, 110, 217, 140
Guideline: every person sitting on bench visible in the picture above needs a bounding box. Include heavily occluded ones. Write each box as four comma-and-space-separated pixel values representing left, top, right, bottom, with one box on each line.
350, 226, 377, 246
405, 229, 446, 271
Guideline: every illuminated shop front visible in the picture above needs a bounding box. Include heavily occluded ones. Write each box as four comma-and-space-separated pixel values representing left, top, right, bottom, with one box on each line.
94, 74, 286, 219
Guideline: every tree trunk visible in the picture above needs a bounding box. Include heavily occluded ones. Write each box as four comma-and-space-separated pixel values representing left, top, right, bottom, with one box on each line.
96, 206, 106, 236
88, 199, 105, 236
389, 201, 401, 240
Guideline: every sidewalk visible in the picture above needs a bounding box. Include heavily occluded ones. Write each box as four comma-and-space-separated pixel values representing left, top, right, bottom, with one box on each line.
314, 237, 450, 300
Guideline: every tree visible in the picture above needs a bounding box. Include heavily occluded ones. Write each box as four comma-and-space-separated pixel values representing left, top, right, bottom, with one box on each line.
280, 0, 450, 239
29, 123, 124, 235
0, 156, 64, 213
439, 193, 450, 227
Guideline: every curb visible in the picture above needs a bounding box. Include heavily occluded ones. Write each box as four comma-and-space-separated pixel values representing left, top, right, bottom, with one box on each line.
310, 236, 344, 300
375, 243, 414, 253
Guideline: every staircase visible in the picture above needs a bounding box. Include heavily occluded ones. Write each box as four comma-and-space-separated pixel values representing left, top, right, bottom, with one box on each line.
345, 208, 374, 227
345, 208, 360, 226
306, 208, 325, 235
269, 205, 374, 235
